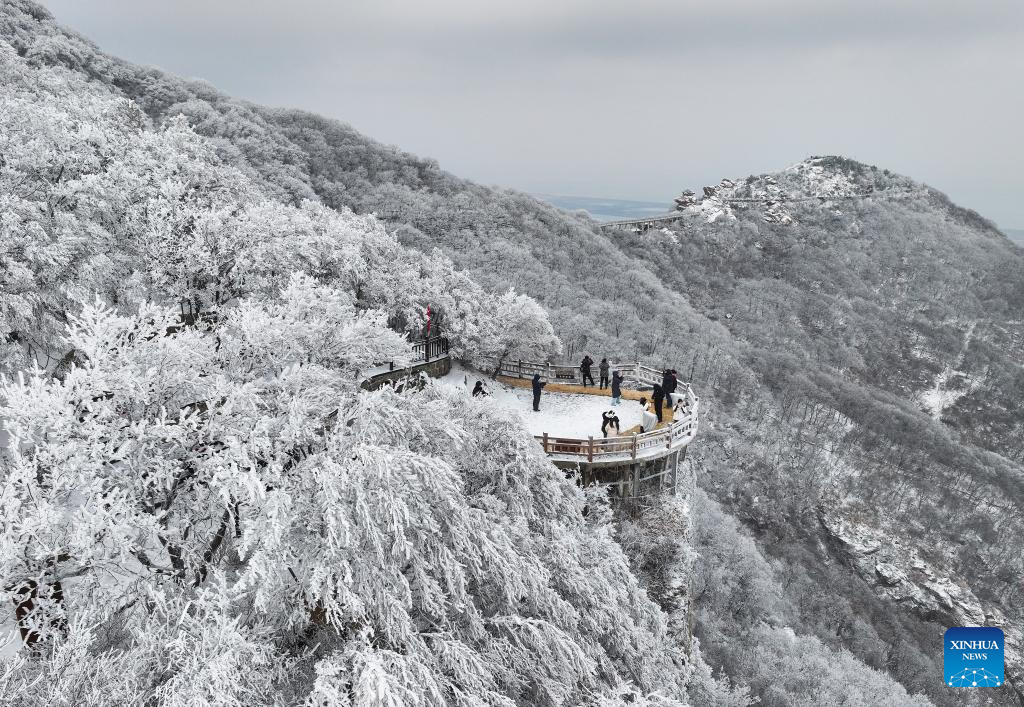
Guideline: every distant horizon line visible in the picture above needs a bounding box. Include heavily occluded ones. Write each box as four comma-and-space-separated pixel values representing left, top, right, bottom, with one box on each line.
531, 192, 668, 206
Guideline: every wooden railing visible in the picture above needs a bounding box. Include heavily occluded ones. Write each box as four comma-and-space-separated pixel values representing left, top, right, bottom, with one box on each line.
363, 336, 450, 391
486, 357, 666, 390
480, 354, 699, 462
536, 386, 699, 463
413, 336, 449, 363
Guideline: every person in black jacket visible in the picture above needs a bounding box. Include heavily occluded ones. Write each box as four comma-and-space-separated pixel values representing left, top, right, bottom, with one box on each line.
580, 355, 595, 387
610, 370, 623, 406
532, 374, 546, 411
652, 383, 665, 423
661, 369, 675, 408
472, 381, 488, 397
598, 358, 610, 389
601, 410, 620, 438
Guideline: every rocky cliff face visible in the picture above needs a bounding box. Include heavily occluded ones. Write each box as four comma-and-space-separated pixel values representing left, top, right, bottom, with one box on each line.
822, 509, 1023, 701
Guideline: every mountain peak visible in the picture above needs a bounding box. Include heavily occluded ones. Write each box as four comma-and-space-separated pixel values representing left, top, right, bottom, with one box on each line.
786, 155, 916, 189
673, 155, 924, 225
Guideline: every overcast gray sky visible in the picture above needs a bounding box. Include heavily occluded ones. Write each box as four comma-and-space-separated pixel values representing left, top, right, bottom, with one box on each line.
42, 0, 1024, 228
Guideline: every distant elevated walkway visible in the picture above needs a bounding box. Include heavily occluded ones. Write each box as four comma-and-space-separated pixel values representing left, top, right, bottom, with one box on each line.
597, 213, 684, 231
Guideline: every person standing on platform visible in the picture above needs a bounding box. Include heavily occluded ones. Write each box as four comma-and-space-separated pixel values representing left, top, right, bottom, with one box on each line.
652, 383, 665, 423
599, 358, 610, 389
639, 397, 658, 432
610, 370, 623, 406
580, 355, 595, 387
661, 369, 675, 408
673, 393, 690, 416
532, 373, 546, 411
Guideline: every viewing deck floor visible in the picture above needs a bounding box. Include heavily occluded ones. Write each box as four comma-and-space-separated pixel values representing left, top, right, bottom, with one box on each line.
444, 363, 697, 468
495, 375, 679, 435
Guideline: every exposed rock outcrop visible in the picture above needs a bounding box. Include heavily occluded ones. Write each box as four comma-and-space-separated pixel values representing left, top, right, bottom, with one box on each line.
821, 509, 1023, 702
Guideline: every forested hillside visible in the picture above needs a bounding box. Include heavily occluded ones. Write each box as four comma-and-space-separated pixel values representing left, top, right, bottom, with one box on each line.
2, 1, 1023, 705
0, 4, 727, 705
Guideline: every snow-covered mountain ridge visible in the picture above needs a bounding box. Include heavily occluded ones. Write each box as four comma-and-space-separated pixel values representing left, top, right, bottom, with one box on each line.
673, 156, 969, 227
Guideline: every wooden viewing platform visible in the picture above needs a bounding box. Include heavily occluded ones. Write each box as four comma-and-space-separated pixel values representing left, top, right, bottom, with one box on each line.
361, 351, 700, 504
484, 357, 700, 468
534, 389, 697, 467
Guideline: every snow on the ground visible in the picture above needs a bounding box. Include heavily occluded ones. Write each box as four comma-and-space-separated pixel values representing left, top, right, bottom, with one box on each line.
784, 158, 859, 198
920, 369, 985, 421
920, 369, 959, 420
441, 365, 644, 439
919, 321, 983, 420
362, 360, 413, 379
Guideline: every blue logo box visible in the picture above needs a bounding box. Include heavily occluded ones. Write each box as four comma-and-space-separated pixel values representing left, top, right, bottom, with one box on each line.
944, 627, 1004, 687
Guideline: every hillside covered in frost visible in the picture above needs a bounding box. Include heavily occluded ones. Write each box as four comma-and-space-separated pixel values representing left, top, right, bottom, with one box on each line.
2, 1, 1024, 705
0, 6, 721, 705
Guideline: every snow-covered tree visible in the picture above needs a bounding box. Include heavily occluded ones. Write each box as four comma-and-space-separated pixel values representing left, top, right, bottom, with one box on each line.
0, 285, 687, 704
473, 289, 562, 375
0, 32, 693, 706
0, 44, 560, 375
